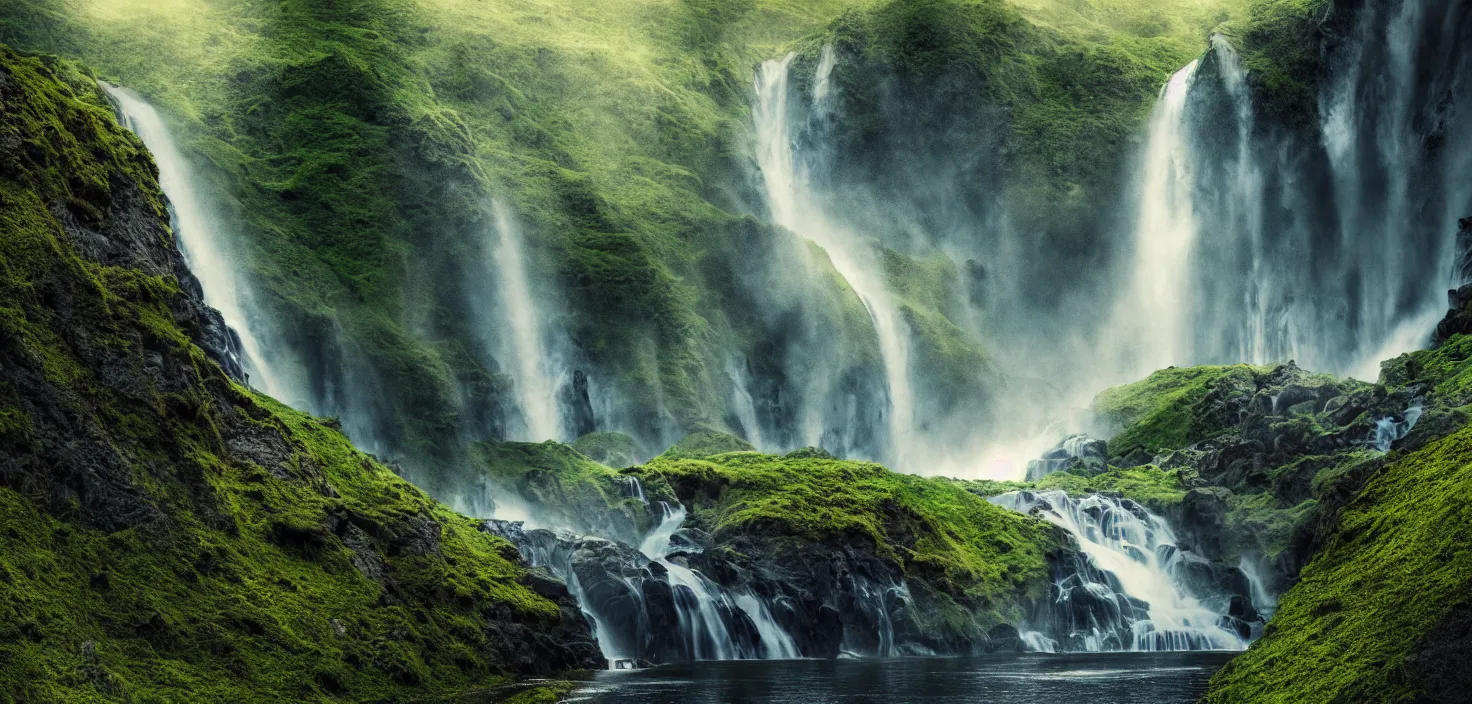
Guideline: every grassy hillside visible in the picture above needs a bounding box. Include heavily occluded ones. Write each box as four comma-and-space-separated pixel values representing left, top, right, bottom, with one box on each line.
0, 44, 595, 701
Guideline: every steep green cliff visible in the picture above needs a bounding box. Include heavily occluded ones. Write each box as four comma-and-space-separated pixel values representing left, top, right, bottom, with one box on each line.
0, 45, 596, 702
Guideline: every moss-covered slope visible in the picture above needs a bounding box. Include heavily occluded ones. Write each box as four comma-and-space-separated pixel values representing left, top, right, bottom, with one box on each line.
1202, 425, 1472, 702
0, 45, 596, 702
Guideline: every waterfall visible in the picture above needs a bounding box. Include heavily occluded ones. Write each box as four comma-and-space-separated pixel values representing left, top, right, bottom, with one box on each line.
990, 490, 1249, 652
726, 357, 766, 450
639, 502, 800, 661
1104, 61, 1200, 381
102, 84, 289, 401
1178, 3, 1472, 379
1238, 556, 1277, 621
753, 50, 916, 468
487, 488, 799, 666
486, 200, 561, 442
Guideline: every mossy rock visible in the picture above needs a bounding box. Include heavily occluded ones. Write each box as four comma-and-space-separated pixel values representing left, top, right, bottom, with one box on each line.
655, 430, 756, 461
572, 431, 640, 468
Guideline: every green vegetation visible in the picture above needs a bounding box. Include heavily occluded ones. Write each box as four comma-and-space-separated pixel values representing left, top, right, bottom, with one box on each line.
1093, 364, 1272, 456
0, 45, 591, 701
472, 439, 656, 537
632, 448, 1063, 613
964, 465, 1190, 511
1224, 0, 1331, 126
1203, 425, 1472, 702
571, 431, 641, 468
655, 430, 756, 460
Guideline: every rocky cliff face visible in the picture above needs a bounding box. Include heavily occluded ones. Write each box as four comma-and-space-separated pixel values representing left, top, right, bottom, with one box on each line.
0, 45, 597, 701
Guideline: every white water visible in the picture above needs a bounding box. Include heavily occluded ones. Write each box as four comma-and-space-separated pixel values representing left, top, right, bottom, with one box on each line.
1370, 403, 1424, 453
639, 502, 799, 660
1238, 556, 1277, 621
726, 357, 767, 450
1104, 62, 1201, 382
487, 200, 561, 442
991, 490, 1246, 652
754, 51, 917, 468
103, 84, 289, 400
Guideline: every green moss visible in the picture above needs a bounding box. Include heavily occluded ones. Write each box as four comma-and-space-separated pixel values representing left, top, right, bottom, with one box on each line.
655, 430, 756, 461
571, 431, 640, 468
1381, 334, 1472, 407
1223, 0, 1330, 128
1204, 425, 1472, 702
1093, 364, 1271, 455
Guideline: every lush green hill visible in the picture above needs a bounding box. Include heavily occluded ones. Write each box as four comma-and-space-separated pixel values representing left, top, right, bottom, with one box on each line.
0, 44, 596, 702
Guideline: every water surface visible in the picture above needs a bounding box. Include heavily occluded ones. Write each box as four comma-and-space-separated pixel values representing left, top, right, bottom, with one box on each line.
568, 652, 1235, 703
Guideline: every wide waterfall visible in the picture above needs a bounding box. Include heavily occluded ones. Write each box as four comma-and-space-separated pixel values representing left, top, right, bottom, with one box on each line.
1177, 3, 1472, 379
485, 201, 562, 442
990, 490, 1250, 653
753, 50, 916, 468
103, 84, 290, 401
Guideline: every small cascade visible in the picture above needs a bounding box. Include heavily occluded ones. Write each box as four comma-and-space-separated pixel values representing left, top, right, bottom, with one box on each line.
639, 502, 800, 660
617, 476, 648, 505
1238, 556, 1277, 621
102, 83, 287, 399
1369, 402, 1424, 453
990, 490, 1249, 652
1025, 434, 1108, 481
753, 50, 916, 469
486, 496, 799, 666
841, 575, 913, 657
486, 200, 562, 442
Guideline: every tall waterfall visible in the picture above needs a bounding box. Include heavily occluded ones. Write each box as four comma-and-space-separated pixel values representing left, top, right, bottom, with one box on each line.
1103, 61, 1200, 383
991, 490, 1249, 652
486, 201, 561, 442
754, 50, 916, 468
103, 84, 290, 401
1178, 3, 1472, 379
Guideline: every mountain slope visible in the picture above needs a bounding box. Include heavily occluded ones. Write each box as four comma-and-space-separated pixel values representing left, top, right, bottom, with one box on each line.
0, 44, 597, 702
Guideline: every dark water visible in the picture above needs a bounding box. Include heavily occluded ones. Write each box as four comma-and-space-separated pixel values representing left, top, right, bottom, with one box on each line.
566, 652, 1235, 703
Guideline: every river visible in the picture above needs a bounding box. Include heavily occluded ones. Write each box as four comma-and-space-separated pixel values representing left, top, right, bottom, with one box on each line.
566, 652, 1235, 703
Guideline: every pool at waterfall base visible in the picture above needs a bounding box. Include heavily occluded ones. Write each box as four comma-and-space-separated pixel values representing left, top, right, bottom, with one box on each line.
565, 651, 1236, 703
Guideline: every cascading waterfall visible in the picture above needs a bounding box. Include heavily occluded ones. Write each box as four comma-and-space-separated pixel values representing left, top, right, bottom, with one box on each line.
639, 502, 800, 660
487, 482, 798, 667
1177, 3, 1472, 379
102, 84, 290, 401
1103, 61, 1201, 382
990, 490, 1249, 653
754, 50, 916, 468
486, 200, 562, 442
